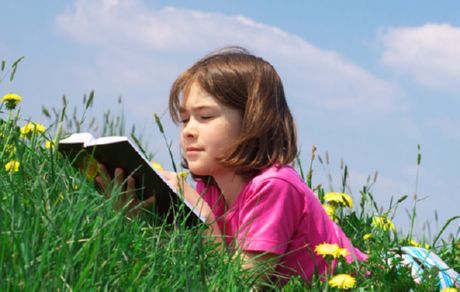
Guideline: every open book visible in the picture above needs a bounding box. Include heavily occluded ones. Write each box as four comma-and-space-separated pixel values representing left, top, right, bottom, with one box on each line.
58, 133, 204, 225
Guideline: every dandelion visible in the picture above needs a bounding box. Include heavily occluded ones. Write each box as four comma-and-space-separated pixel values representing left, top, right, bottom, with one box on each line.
363, 233, 373, 241
409, 239, 421, 247
178, 171, 189, 180
5, 160, 20, 173
324, 192, 353, 208
315, 243, 349, 259
1, 93, 22, 110
151, 161, 163, 171
20, 122, 46, 138
322, 204, 336, 218
371, 215, 395, 231
45, 140, 55, 149
441, 288, 457, 292
328, 274, 356, 290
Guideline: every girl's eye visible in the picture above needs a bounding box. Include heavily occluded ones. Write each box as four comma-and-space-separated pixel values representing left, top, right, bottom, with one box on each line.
180, 117, 189, 124
201, 116, 213, 120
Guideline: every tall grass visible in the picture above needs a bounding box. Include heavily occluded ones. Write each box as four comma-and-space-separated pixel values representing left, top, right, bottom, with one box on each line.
1, 58, 459, 290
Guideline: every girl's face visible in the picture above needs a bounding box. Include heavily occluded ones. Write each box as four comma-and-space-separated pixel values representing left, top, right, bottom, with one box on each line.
180, 82, 242, 177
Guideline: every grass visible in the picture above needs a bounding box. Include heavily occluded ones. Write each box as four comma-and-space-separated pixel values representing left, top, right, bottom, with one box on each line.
1, 59, 459, 290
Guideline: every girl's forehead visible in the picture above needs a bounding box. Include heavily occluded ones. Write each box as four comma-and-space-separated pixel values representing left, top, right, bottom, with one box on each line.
180, 82, 220, 109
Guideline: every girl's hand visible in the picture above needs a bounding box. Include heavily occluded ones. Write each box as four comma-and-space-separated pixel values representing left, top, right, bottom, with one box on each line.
95, 164, 156, 218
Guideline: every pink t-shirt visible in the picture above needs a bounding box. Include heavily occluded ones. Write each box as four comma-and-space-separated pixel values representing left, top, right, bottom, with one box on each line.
196, 164, 367, 283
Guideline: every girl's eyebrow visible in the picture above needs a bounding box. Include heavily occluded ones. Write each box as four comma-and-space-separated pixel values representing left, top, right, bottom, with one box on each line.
179, 104, 218, 113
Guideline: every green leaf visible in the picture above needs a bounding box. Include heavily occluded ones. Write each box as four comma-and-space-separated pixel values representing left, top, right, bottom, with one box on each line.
42, 106, 51, 118
11, 56, 24, 67
154, 113, 164, 134
417, 144, 421, 165
9, 65, 17, 81
9, 56, 24, 82
85, 90, 94, 109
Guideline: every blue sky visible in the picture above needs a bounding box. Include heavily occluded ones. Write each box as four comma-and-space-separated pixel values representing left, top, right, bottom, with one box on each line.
1, 0, 459, 240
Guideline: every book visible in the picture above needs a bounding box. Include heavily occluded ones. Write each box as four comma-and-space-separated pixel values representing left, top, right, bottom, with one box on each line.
58, 132, 204, 226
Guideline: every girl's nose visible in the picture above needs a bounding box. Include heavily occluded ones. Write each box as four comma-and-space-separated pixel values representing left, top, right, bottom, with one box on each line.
182, 120, 198, 139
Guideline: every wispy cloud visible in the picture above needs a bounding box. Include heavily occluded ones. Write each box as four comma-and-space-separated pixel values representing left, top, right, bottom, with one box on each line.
56, 0, 401, 116
380, 23, 460, 93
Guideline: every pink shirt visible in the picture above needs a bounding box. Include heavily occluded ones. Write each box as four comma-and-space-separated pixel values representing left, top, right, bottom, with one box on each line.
196, 164, 367, 283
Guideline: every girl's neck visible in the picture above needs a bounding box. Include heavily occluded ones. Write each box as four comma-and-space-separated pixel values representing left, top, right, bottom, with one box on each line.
213, 171, 247, 207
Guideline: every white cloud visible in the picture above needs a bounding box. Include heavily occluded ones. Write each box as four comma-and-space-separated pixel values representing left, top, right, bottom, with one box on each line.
56, 0, 401, 116
380, 23, 460, 92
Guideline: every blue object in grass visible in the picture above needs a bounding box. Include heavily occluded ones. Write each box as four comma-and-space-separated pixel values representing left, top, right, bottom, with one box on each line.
397, 246, 460, 289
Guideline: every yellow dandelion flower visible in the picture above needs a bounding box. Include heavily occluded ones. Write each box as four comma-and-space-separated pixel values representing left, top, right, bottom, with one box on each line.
322, 204, 336, 218
20, 122, 46, 138
178, 171, 189, 180
1, 93, 22, 110
441, 288, 457, 292
324, 192, 353, 208
5, 160, 20, 173
424, 243, 430, 249
371, 216, 395, 231
409, 239, 421, 247
315, 243, 349, 259
35, 123, 46, 133
338, 248, 349, 258
151, 161, 163, 171
20, 122, 34, 135
45, 140, 55, 149
363, 233, 373, 241
328, 274, 356, 290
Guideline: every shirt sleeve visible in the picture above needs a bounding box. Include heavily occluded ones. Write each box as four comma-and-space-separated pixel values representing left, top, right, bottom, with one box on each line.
236, 178, 303, 255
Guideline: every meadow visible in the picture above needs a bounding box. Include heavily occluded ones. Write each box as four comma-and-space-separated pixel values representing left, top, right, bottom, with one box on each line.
1, 58, 459, 291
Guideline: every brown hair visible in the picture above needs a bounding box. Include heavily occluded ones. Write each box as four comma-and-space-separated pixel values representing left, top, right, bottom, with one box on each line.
169, 46, 297, 179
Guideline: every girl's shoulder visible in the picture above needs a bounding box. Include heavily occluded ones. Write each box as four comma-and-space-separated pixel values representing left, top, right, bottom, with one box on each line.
249, 164, 308, 195
253, 164, 303, 185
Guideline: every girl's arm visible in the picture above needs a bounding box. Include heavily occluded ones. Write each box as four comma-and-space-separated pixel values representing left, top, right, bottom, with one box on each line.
159, 170, 223, 240
160, 170, 279, 286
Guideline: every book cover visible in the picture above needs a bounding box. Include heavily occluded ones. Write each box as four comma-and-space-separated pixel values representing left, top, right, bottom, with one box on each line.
58, 133, 204, 225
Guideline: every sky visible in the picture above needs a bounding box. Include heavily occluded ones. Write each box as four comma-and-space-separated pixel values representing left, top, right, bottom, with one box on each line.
1, 0, 459, 240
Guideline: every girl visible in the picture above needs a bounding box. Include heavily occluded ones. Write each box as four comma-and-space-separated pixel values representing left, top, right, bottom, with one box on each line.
97, 46, 367, 285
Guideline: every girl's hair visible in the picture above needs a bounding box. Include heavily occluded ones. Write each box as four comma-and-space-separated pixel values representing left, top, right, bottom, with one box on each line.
169, 46, 297, 179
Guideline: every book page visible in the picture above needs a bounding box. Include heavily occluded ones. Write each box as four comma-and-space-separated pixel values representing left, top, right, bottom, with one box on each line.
87, 136, 128, 146
59, 132, 95, 144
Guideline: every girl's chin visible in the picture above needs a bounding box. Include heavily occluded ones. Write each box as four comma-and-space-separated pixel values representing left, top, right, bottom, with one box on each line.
187, 166, 210, 177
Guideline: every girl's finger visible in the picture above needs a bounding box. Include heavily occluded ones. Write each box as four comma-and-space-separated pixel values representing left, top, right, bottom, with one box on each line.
126, 176, 136, 193
97, 163, 111, 184
95, 175, 108, 193
125, 176, 137, 205
141, 195, 156, 209
114, 168, 124, 186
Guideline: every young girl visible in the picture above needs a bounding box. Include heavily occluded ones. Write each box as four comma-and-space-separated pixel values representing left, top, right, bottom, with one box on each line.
97, 46, 367, 285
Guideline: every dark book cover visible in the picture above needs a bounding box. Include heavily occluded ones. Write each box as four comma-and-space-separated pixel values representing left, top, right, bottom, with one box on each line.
58, 133, 203, 226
